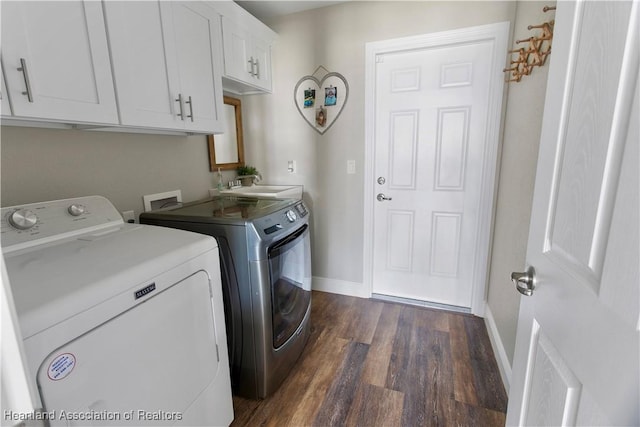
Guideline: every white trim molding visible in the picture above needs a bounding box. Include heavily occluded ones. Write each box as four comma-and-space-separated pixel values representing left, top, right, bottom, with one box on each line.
312, 276, 369, 299
363, 22, 510, 316
484, 303, 512, 393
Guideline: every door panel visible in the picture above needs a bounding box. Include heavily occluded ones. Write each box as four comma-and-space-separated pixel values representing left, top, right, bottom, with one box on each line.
37, 272, 221, 426
386, 210, 415, 272
171, 2, 223, 133
252, 36, 272, 91
388, 111, 419, 189
435, 107, 469, 191
507, 1, 639, 425
1, 65, 11, 116
372, 39, 493, 308
524, 328, 582, 426
222, 19, 251, 81
430, 212, 462, 277
1, 1, 117, 123
104, 1, 182, 129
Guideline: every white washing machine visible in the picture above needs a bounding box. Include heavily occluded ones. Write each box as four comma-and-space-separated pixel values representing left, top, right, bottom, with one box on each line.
1, 196, 233, 426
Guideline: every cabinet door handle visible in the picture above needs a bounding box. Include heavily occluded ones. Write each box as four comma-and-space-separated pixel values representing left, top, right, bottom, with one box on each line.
17, 58, 34, 103
175, 93, 184, 120
254, 59, 259, 78
185, 95, 194, 122
247, 56, 255, 76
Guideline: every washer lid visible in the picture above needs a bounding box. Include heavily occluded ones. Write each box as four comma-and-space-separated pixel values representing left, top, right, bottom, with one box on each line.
141, 196, 297, 224
4, 223, 217, 339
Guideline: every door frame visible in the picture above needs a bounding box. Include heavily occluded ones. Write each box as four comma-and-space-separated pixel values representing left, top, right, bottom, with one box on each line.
363, 22, 509, 315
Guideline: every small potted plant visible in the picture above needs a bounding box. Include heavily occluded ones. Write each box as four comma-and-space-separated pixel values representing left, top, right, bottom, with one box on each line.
236, 165, 261, 186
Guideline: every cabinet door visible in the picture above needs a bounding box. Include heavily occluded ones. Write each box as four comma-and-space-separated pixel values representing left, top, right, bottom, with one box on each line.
103, 1, 183, 130
220, 15, 274, 94
251, 37, 272, 91
0, 1, 117, 124
1, 64, 11, 116
221, 18, 253, 83
170, 2, 224, 133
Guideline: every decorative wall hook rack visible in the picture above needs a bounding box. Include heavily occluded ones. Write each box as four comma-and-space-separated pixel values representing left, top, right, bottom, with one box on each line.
504, 5, 555, 82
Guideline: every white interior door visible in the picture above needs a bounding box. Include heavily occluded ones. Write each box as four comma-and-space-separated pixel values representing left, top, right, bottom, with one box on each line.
367, 24, 507, 310
507, 1, 639, 425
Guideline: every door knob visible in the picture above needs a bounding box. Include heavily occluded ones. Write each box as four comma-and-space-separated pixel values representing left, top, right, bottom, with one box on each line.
511, 266, 536, 296
377, 193, 392, 202
377, 176, 386, 185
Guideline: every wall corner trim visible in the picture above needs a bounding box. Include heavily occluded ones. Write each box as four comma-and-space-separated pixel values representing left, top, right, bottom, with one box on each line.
312, 276, 370, 299
484, 303, 512, 394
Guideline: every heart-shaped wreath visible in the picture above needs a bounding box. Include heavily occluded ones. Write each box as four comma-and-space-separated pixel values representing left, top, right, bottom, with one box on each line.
294, 67, 349, 135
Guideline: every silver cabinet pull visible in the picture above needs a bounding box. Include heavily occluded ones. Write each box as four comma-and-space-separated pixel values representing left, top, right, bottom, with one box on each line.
247, 57, 255, 76
254, 59, 259, 78
185, 95, 194, 122
377, 193, 392, 202
17, 58, 33, 102
175, 93, 184, 120
511, 266, 536, 296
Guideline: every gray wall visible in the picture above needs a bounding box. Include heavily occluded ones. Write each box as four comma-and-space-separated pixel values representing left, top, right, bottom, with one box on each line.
486, 1, 552, 365
0, 1, 550, 374
243, 1, 517, 283
0, 127, 225, 214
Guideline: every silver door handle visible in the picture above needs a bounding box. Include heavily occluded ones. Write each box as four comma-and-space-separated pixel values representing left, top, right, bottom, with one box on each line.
377, 193, 392, 202
511, 266, 536, 296
175, 93, 184, 120
248, 57, 256, 76
17, 58, 34, 102
185, 95, 194, 122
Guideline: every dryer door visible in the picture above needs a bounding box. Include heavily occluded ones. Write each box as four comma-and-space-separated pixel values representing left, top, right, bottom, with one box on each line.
36, 271, 232, 426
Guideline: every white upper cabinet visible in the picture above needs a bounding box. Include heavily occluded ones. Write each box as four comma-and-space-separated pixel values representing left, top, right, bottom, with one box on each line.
0, 1, 118, 124
104, 1, 224, 134
210, 2, 276, 94
250, 36, 272, 91
1, 65, 11, 116
102, 2, 180, 130
222, 18, 273, 93
170, 2, 224, 133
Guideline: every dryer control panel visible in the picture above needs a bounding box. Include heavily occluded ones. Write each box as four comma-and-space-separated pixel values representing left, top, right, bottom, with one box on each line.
1, 196, 124, 253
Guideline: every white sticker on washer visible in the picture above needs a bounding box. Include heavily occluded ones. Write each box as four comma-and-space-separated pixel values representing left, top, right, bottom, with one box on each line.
47, 353, 76, 381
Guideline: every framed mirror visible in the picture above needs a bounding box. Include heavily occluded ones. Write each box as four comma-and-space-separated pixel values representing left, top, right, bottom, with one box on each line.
208, 96, 244, 171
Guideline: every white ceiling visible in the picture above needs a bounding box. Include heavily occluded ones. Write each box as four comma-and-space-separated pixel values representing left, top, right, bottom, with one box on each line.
235, 1, 348, 21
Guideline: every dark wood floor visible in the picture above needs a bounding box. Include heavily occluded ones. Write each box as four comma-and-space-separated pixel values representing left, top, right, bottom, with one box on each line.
231, 291, 508, 427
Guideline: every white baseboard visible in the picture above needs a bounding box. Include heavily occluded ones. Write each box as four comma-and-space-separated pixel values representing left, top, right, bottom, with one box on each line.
484, 304, 512, 394
312, 276, 370, 299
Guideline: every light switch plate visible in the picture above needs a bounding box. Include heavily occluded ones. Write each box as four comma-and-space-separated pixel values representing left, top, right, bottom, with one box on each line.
347, 160, 356, 174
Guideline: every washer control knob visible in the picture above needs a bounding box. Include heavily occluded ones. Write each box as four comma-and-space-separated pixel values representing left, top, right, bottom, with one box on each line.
8, 209, 38, 230
286, 210, 297, 223
68, 204, 86, 216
